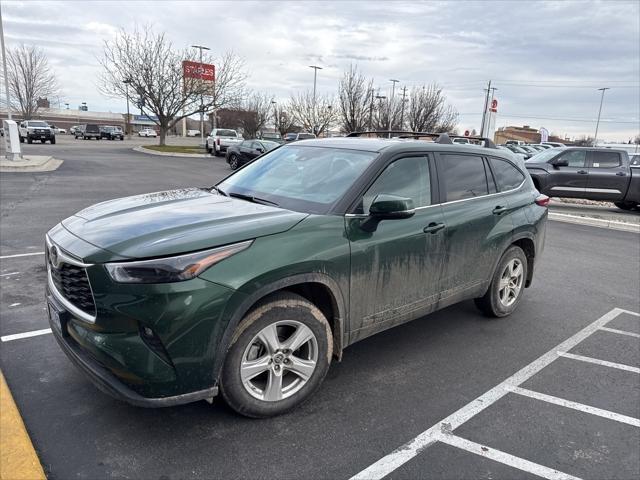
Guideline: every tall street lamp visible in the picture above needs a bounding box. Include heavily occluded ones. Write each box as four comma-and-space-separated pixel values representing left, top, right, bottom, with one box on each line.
123, 78, 132, 139
192, 44, 210, 146
375, 94, 386, 132
271, 100, 278, 133
593, 87, 610, 146
388, 79, 399, 137
309, 65, 322, 135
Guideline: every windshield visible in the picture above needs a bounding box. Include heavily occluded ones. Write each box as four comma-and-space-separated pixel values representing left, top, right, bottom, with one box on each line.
218, 145, 378, 214
28, 121, 49, 127
297, 133, 315, 139
526, 148, 560, 163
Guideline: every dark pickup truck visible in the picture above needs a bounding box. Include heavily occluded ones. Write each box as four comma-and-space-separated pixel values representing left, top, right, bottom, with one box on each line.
525, 147, 640, 211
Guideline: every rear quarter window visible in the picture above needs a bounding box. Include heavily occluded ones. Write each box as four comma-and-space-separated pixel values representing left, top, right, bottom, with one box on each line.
591, 151, 621, 168
488, 157, 525, 191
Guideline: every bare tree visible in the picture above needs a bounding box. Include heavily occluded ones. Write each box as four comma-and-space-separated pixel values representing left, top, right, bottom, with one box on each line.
406, 84, 458, 133
338, 64, 374, 133
273, 103, 298, 136
573, 135, 595, 146
237, 92, 272, 138
287, 91, 336, 136
98, 25, 247, 145
5, 44, 58, 119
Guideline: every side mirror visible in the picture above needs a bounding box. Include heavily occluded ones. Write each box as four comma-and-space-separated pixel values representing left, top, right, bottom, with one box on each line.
552, 159, 568, 168
256, 147, 264, 153
361, 194, 415, 232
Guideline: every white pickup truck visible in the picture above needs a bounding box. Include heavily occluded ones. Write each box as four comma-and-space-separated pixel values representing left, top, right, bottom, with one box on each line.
206, 128, 243, 156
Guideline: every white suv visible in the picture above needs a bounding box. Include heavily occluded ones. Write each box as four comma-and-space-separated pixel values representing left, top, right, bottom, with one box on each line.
206, 128, 242, 156
138, 128, 157, 137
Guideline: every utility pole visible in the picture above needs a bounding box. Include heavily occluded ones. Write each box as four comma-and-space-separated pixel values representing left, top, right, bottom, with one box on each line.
0, 2, 11, 120
388, 79, 399, 137
399, 86, 407, 131
123, 79, 132, 139
367, 87, 374, 131
480, 80, 491, 137
593, 87, 610, 146
192, 45, 210, 146
375, 91, 386, 133
271, 100, 277, 133
309, 65, 322, 135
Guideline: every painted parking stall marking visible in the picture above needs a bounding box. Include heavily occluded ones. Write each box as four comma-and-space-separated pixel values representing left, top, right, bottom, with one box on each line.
0, 252, 44, 259
1, 329, 52, 343
350, 307, 639, 480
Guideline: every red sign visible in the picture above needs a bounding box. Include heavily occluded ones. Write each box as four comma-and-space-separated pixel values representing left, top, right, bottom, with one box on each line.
490, 99, 498, 112
464, 130, 470, 137
182, 61, 215, 82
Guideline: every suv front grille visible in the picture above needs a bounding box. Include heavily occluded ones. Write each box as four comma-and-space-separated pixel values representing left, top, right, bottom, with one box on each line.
49, 261, 96, 317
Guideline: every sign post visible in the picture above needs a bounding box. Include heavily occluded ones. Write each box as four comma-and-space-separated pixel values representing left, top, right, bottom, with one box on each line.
3, 120, 22, 161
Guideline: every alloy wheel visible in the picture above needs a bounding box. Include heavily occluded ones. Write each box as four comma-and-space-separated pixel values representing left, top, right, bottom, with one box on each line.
240, 320, 318, 402
498, 258, 524, 307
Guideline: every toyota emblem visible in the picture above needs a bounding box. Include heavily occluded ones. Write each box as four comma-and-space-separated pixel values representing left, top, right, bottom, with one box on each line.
49, 245, 60, 268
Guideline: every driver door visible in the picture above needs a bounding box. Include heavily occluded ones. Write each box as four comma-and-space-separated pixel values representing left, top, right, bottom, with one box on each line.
547, 149, 589, 197
346, 155, 445, 343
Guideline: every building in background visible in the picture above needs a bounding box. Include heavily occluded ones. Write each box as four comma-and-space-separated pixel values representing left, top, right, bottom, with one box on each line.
494, 125, 567, 144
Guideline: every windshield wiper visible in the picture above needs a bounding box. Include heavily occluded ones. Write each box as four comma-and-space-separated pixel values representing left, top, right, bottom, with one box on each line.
228, 192, 279, 207
211, 186, 228, 197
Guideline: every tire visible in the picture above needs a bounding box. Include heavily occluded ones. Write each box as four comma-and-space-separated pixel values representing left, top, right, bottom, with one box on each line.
220, 292, 333, 418
50, 137, 56, 145
475, 246, 528, 318
614, 201, 636, 211
206, 144, 212, 154
20, 136, 24, 143
229, 154, 239, 170
27, 137, 32, 144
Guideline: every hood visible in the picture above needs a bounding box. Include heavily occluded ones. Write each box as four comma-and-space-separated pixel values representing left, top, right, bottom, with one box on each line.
62, 188, 308, 259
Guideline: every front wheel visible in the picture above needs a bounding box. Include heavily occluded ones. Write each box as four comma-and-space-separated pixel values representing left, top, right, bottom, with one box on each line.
220, 293, 332, 418
27, 137, 33, 144
614, 201, 636, 211
229, 154, 239, 170
475, 246, 528, 318
50, 137, 56, 144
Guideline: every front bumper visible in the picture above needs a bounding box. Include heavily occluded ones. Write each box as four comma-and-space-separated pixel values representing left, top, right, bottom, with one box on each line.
47, 292, 218, 407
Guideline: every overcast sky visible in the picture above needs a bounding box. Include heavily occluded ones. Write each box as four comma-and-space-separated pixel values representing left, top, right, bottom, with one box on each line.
3, 0, 639, 141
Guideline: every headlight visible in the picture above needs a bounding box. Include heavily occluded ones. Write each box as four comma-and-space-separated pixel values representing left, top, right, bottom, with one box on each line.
105, 240, 252, 284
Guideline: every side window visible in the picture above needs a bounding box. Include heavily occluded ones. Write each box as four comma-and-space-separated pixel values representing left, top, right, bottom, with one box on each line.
558, 150, 586, 168
439, 154, 488, 202
591, 151, 621, 168
362, 156, 431, 213
488, 157, 525, 191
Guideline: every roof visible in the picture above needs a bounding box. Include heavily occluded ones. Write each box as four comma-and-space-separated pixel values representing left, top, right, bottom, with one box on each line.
292, 137, 517, 162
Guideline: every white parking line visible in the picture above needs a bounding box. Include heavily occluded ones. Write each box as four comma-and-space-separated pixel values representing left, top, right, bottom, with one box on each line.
350, 307, 635, 480
559, 352, 640, 374
0, 252, 44, 259
0, 272, 20, 277
508, 386, 640, 427
599, 326, 640, 339
436, 434, 582, 480
1, 328, 52, 342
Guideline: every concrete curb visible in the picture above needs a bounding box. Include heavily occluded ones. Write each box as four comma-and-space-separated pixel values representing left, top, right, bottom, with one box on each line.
133, 146, 211, 158
0, 371, 46, 480
549, 212, 640, 233
0, 155, 63, 172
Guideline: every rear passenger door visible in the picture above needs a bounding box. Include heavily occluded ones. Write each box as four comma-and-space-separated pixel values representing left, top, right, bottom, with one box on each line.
436, 153, 514, 305
586, 150, 627, 201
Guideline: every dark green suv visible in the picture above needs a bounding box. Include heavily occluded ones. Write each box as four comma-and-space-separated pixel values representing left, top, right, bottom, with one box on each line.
46, 136, 547, 417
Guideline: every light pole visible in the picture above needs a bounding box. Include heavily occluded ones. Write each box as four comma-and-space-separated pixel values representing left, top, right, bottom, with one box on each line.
0, 2, 11, 121
375, 94, 386, 133
593, 87, 610, 146
388, 79, 399, 137
192, 44, 210, 146
309, 65, 322, 134
271, 100, 278, 133
123, 79, 132, 139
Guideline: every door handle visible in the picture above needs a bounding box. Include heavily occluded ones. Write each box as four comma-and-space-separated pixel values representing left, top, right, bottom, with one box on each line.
492, 206, 508, 215
616, 171, 627, 176
577, 170, 588, 174
423, 222, 445, 234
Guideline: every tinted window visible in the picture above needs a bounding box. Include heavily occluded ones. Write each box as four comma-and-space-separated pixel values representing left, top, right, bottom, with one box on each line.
558, 150, 586, 167
216, 129, 237, 137
85, 124, 100, 133
362, 156, 431, 213
298, 133, 316, 139
591, 151, 621, 168
440, 154, 488, 202
630, 154, 640, 166
489, 158, 525, 191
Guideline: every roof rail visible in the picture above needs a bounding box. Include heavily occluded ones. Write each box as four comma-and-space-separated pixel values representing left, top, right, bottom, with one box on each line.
346, 130, 497, 149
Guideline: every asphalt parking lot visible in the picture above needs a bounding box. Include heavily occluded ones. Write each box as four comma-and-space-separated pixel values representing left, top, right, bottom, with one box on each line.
1, 139, 639, 479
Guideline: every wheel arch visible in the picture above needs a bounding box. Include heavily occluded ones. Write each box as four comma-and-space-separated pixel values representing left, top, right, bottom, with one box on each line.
511, 234, 536, 287
213, 273, 347, 383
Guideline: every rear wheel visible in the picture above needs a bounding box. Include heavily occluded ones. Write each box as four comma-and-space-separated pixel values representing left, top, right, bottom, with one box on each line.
475, 246, 528, 318
50, 137, 56, 144
220, 292, 332, 418
229, 154, 239, 170
27, 137, 33, 144
614, 201, 636, 211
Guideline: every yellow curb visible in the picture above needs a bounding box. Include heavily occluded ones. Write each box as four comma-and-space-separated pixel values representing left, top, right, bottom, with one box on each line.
0, 371, 45, 480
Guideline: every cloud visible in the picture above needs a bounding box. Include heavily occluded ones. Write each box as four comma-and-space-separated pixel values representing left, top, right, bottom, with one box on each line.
2, 0, 638, 140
